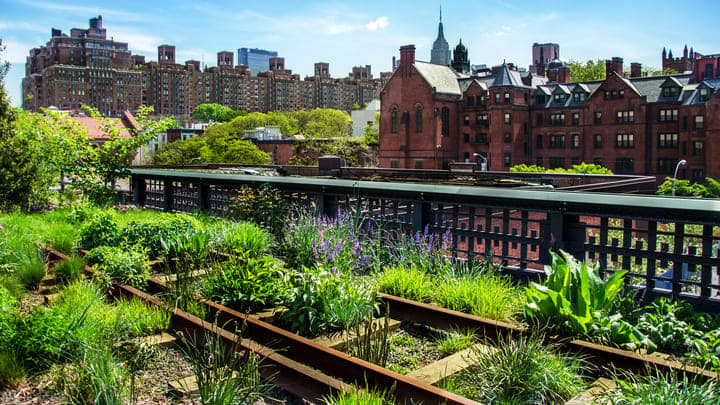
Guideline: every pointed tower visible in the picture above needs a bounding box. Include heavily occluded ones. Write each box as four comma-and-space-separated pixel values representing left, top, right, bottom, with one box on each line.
452, 39, 470, 73
430, 6, 451, 66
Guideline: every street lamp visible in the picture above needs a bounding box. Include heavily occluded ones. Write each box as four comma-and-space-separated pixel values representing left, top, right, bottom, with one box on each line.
473, 153, 487, 172
672, 159, 687, 197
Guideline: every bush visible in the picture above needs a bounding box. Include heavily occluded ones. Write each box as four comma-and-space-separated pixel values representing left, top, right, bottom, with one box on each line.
86, 246, 149, 289
55, 256, 86, 282
122, 214, 198, 257
211, 221, 273, 257
228, 184, 288, 238
77, 212, 120, 250
377, 265, 433, 303
202, 255, 286, 312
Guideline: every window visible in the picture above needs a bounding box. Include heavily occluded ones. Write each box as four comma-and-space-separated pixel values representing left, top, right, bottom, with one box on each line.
415, 105, 423, 132
463, 152, 470, 162
658, 133, 678, 148
504, 133, 512, 143
549, 157, 565, 169
553, 93, 566, 103
535, 95, 547, 105
390, 107, 398, 133
572, 134, 580, 148
415, 160, 424, 169
536, 113, 543, 126
594, 134, 602, 148
692, 168, 704, 183
463, 133, 469, 143
683, 116, 688, 130
475, 133, 488, 144
504, 113, 511, 124
695, 115, 704, 129
619, 90, 625, 98
504, 92, 511, 104
536, 134, 543, 149
699, 88, 709, 102
494, 93, 500, 104
550, 135, 565, 148
616, 133, 634, 148
464, 114, 470, 125
616, 110, 634, 123
550, 113, 565, 125
466, 96, 474, 106
616, 158, 634, 173
573, 92, 586, 103
693, 141, 704, 156
572, 112, 580, 126
504, 153, 511, 167
536, 157, 544, 167
594, 112, 602, 124
662, 86, 679, 97
657, 158, 676, 174
390, 160, 398, 168
441, 107, 450, 136
659, 109, 678, 122
476, 113, 488, 126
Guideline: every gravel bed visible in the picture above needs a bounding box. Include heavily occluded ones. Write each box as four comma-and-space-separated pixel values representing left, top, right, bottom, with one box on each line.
386, 322, 444, 375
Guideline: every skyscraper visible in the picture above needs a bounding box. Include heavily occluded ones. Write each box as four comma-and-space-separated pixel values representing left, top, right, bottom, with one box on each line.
237, 48, 279, 75
430, 7, 451, 66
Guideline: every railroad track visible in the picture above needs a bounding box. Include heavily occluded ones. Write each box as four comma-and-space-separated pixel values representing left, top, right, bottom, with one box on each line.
46, 248, 717, 404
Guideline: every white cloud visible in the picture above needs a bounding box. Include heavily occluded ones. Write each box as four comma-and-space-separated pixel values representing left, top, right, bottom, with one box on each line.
2, 39, 35, 64
20, 1, 147, 22
0, 21, 47, 33
366, 16, 389, 31
111, 28, 163, 54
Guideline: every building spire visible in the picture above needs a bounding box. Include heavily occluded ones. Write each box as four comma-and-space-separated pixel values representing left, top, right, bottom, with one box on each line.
440, 5, 442, 23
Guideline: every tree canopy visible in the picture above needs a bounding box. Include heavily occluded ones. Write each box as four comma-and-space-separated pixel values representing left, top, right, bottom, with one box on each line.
510, 163, 613, 175
191, 103, 246, 123
566, 59, 606, 82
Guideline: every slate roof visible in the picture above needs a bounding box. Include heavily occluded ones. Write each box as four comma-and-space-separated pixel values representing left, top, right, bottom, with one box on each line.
414, 61, 465, 96
492, 64, 525, 87
533, 82, 602, 109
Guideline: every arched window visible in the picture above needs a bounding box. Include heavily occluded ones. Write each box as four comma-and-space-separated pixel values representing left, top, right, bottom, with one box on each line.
391, 106, 399, 133
415, 104, 423, 132
441, 107, 450, 136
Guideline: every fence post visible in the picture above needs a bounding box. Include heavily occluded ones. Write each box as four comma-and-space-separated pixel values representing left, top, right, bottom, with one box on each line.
199, 180, 209, 212
131, 175, 146, 207
163, 177, 173, 212
549, 211, 585, 261
322, 194, 339, 219
413, 197, 432, 233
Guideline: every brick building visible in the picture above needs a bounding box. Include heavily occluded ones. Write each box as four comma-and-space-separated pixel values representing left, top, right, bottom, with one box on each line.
379, 44, 720, 181
23, 17, 381, 118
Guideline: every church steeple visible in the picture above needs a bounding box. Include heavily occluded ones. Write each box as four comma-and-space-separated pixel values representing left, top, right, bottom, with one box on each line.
430, 6, 451, 65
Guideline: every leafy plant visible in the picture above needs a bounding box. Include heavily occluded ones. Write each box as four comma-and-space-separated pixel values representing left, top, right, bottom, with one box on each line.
345, 309, 391, 367
524, 250, 651, 350
77, 211, 120, 250
635, 298, 702, 353
278, 210, 321, 270
123, 213, 198, 258
321, 385, 396, 405
436, 329, 475, 356
599, 369, 720, 405
689, 328, 720, 373
16, 248, 46, 290
228, 184, 289, 238
202, 255, 286, 312
377, 265, 433, 303
211, 221, 273, 257
54, 346, 126, 405
55, 255, 87, 282
457, 334, 588, 404
86, 245, 149, 289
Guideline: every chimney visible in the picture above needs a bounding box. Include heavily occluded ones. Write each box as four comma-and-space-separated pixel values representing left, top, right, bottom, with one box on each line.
399, 45, 416, 76
158, 45, 176, 64
612, 57, 623, 77
557, 66, 571, 83
605, 59, 613, 77
630, 62, 642, 78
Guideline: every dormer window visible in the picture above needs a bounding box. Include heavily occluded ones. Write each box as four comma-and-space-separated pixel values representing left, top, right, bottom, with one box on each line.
662, 86, 679, 97
572, 92, 586, 103
553, 93, 566, 103
699, 88, 710, 102
535, 95, 547, 105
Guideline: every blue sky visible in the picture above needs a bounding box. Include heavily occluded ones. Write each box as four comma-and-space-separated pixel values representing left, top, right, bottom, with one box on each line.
2, 0, 719, 106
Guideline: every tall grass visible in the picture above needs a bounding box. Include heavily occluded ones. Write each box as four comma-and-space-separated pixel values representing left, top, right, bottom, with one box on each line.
321, 386, 396, 405
434, 273, 521, 322
435, 329, 475, 356
211, 221, 273, 257
0, 351, 26, 387
55, 346, 126, 405
600, 369, 720, 404
16, 249, 47, 290
55, 256, 86, 282
377, 265, 433, 303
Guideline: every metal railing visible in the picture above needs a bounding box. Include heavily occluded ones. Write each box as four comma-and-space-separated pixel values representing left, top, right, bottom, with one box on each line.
129, 168, 720, 311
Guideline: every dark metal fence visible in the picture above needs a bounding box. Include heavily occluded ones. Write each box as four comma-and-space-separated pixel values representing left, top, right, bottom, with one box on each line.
129, 168, 720, 311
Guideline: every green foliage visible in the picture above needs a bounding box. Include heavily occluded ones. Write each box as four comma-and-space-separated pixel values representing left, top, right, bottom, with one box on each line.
363, 123, 379, 146
322, 385, 395, 405
436, 329, 475, 356
566, 59, 606, 82
600, 369, 720, 405
377, 265, 433, 303
0, 131, 39, 210
192, 103, 246, 123
435, 272, 520, 322
524, 250, 651, 350
277, 210, 322, 270
202, 254, 286, 312
55, 256, 87, 282
151, 136, 271, 165
46, 223, 77, 255
690, 328, 720, 373
211, 221, 273, 257
228, 184, 289, 238
457, 334, 588, 404
54, 346, 127, 405
122, 213, 199, 257
510, 162, 613, 174
77, 211, 121, 250
16, 248, 46, 290
68, 201, 102, 224
0, 351, 26, 387
345, 309, 391, 367
635, 298, 702, 352
86, 245, 149, 289
290, 137, 371, 167
656, 176, 720, 198
179, 330, 269, 405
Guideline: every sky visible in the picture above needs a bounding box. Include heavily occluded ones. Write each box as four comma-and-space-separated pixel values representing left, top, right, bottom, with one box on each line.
2, 0, 720, 107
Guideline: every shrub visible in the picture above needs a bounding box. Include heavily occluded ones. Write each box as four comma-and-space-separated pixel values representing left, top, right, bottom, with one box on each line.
77, 212, 120, 250
457, 334, 588, 404
55, 256, 86, 282
690, 328, 720, 373
122, 213, 198, 257
435, 273, 520, 322
67, 201, 102, 224
86, 246, 149, 289
377, 265, 433, 303
16, 248, 46, 290
228, 184, 288, 238
202, 255, 286, 312
211, 221, 273, 257
635, 298, 702, 353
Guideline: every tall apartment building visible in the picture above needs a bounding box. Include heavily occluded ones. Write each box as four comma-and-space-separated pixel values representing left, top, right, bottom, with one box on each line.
23, 17, 381, 117
380, 44, 720, 181
237, 48, 278, 76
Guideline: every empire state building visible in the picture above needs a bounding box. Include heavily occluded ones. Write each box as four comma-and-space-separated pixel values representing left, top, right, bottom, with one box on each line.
430, 8, 451, 65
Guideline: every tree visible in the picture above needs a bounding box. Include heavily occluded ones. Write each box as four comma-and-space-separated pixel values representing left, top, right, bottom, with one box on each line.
151, 132, 271, 165
191, 103, 246, 123
566, 59, 606, 82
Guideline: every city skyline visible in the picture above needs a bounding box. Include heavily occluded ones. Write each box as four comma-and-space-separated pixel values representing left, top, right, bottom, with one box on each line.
2, 0, 720, 107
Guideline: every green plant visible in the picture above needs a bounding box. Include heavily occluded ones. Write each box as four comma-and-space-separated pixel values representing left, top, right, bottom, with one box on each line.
321, 385, 396, 405
345, 307, 391, 367
202, 254, 286, 312
635, 298, 702, 353
55, 346, 126, 405
55, 256, 86, 282
377, 265, 433, 303
435, 273, 520, 322
689, 328, 720, 373
47, 225, 76, 255
278, 211, 321, 270
68, 201, 102, 224
16, 248, 46, 289
524, 250, 651, 350
436, 329, 475, 356
86, 245, 149, 289
123, 213, 198, 258
77, 211, 120, 250
211, 221, 273, 257
112, 297, 170, 337
458, 334, 588, 404
228, 184, 289, 238
179, 329, 270, 405
159, 229, 212, 273
0, 351, 25, 387
599, 369, 720, 404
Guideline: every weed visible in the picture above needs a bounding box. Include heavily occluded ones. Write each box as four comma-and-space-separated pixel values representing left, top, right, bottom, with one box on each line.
77, 211, 121, 250
345, 307, 391, 367
436, 329, 475, 356
377, 265, 433, 303
55, 255, 86, 282
599, 369, 720, 404
211, 221, 273, 257
321, 385, 396, 405
124, 213, 199, 258
86, 245, 149, 289
16, 248, 46, 289
0, 351, 26, 387
434, 273, 520, 322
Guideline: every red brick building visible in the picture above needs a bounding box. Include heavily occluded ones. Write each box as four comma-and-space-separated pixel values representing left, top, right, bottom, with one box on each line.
379, 45, 720, 180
